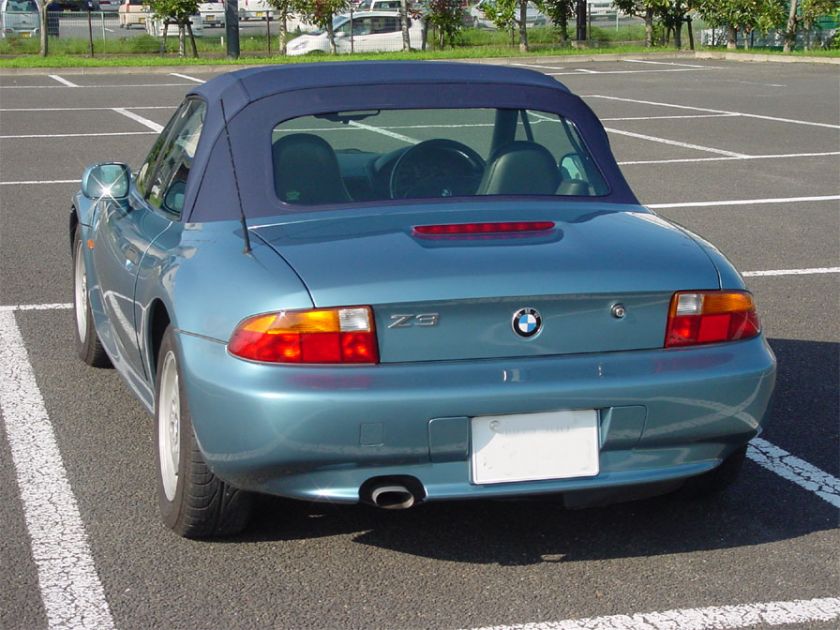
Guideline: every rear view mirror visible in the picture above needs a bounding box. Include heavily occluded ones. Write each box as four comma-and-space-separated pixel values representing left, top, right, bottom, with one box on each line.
81, 163, 130, 200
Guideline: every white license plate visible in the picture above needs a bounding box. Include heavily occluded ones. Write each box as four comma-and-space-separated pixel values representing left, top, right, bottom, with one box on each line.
471, 409, 599, 485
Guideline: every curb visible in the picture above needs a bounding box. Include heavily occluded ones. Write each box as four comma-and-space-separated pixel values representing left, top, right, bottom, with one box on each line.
0, 49, 836, 75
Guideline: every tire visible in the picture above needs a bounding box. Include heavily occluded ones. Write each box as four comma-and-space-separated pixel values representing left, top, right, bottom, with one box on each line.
72, 225, 111, 368
680, 445, 747, 498
155, 326, 253, 538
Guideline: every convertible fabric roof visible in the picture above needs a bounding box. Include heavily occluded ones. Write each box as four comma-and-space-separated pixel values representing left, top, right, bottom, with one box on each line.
190, 61, 570, 115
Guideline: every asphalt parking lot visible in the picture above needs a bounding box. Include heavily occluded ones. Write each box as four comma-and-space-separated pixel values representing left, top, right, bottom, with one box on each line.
0, 58, 838, 630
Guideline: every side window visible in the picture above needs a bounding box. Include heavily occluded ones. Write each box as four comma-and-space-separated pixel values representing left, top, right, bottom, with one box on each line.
135, 102, 186, 199
145, 99, 206, 217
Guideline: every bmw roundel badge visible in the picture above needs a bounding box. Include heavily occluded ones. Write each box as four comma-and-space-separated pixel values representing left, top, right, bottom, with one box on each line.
512, 308, 542, 338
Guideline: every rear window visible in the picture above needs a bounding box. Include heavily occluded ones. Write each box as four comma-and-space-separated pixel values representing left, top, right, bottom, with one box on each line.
6, 0, 38, 10
271, 107, 609, 206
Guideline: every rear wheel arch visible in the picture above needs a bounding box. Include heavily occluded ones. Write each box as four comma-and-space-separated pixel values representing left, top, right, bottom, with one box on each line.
148, 300, 171, 382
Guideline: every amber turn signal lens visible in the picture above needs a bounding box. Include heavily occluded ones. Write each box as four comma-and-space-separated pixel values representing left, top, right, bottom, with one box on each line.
665, 291, 760, 348
229, 307, 378, 364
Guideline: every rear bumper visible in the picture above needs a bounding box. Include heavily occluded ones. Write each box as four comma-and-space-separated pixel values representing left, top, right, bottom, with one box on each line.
177, 333, 776, 504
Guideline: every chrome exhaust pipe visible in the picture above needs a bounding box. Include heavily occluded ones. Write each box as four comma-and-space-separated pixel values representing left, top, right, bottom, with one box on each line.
370, 484, 415, 510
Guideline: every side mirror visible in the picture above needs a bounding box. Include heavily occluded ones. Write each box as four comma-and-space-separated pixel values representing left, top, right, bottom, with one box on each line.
560, 153, 585, 181
81, 163, 130, 200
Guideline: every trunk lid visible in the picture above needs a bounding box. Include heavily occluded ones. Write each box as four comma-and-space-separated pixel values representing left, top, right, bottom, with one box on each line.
253, 202, 719, 363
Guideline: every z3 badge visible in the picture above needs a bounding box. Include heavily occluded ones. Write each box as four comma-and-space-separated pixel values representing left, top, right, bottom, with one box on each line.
388, 313, 440, 328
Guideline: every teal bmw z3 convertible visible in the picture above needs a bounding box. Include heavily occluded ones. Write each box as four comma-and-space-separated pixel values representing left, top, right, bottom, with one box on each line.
71, 61, 776, 538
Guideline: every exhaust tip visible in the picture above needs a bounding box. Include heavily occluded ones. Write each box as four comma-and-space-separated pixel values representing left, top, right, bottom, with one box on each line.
370, 485, 415, 510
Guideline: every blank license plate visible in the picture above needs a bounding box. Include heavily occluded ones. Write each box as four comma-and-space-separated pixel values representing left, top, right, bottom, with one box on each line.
471, 410, 599, 485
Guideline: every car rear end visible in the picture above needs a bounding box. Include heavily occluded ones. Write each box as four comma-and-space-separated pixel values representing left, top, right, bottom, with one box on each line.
1, 0, 40, 38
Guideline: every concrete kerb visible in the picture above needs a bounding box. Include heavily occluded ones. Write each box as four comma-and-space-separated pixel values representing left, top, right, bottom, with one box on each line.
0, 50, 837, 75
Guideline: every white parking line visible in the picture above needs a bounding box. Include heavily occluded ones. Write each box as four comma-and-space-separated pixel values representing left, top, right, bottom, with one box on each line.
748, 439, 840, 508
348, 120, 419, 144
467, 597, 840, 630
0, 179, 78, 185
112, 107, 164, 133
623, 58, 706, 68
603, 113, 738, 121
585, 94, 840, 130
743, 267, 840, 277
551, 68, 706, 76
619, 151, 840, 165
169, 72, 206, 84
649, 194, 840, 209
47, 74, 79, 88
574, 68, 600, 74
605, 127, 747, 158
0, 83, 193, 89
1, 131, 156, 139
0, 311, 115, 629
0, 106, 176, 112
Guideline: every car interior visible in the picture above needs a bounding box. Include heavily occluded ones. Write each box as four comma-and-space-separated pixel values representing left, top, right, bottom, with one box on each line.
271, 107, 609, 205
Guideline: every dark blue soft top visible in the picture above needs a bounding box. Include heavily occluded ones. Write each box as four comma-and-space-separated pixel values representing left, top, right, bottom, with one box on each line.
190, 61, 569, 112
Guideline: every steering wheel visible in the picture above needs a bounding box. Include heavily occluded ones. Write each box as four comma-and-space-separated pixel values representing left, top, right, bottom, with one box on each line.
389, 139, 486, 200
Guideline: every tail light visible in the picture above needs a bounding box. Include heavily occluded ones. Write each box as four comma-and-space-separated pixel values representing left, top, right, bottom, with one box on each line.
228, 307, 378, 364
413, 221, 555, 236
665, 291, 760, 348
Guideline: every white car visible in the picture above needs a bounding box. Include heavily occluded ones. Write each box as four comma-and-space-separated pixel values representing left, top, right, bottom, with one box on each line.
238, 0, 272, 21
0, 0, 40, 38
287, 11, 422, 55
198, 1, 223, 27
145, 12, 204, 36
468, 0, 546, 29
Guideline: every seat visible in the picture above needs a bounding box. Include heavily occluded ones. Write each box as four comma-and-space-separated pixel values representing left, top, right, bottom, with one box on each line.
476, 141, 559, 196
272, 133, 352, 205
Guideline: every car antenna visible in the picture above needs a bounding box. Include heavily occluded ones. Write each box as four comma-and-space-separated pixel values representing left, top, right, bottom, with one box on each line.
220, 98, 252, 255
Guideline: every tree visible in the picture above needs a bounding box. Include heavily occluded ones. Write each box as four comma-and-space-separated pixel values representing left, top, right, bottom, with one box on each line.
426, 0, 465, 47
266, 0, 297, 55
658, 0, 694, 48
612, 0, 668, 47
541, 0, 575, 44
295, 0, 348, 53
149, 0, 200, 57
697, 0, 786, 49
800, 0, 836, 49
478, 0, 519, 45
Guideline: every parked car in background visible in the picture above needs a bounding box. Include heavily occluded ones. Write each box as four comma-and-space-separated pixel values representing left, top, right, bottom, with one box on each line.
362, 0, 401, 11
97, 0, 119, 11
468, 0, 545, 28
198, 0, 223, 27
287, 11, 422, 54
71, 61, 776, 538
238, 0, 272, 21
145, 11, 203, 35
118, 0, 148, 28
1, 0, 39, 37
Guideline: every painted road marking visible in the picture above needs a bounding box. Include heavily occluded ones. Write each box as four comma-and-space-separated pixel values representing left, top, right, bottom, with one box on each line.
467, 597, 840, 630
0, 310, 115, 629
623, 58, 705, 68
743, 267, 840, 277
551, 68, 707, 76
169, 72, 206, 84
603, 113, 738, 121
112, 108, 164, 133
649, 194, 840, 209
748, 438, 840, 508
575, 68, 600, 74
1, 131, 157, 139
619, 151, 840, 165
348, 120, 419, 144
605, 127, 747, 158
0, 106, 176, 112
585, 94, 840, 130
0, 179, 79, 185
47, 74, 79, 88
0, 83, 195, 89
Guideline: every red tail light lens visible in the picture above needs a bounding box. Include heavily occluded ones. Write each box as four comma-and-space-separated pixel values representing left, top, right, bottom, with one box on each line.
413, 221, 555, 236
665, 291, 760, 348
228, 307, 378, 364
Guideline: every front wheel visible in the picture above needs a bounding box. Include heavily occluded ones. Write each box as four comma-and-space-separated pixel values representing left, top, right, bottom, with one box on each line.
155, 326, 253, 538
72, 225, 111, 367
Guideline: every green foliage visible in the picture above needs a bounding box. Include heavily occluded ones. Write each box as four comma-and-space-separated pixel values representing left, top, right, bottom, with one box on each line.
148, 0, 199, 24
295, 0, 348, 30
427, 0, 465, 45
540, 0, 575, 41
696, 0, 787, 35
476, 0, 517, 31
